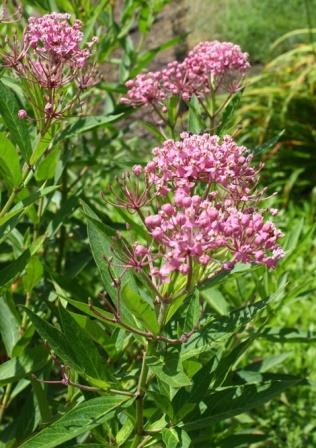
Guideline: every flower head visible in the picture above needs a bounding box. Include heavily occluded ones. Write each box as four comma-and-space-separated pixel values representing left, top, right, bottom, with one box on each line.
2, 13, 98, 129
121, 72, 165, 107
145, 132, 258, 201
108, 133, 284, 288
121, 40, 250, 107
25, 13, 89, 68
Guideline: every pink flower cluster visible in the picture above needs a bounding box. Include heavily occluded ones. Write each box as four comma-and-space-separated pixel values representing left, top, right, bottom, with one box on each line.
121, 41, 250, 106
144, 198, 283, 279
3, 13, 98, 125
25, 13, 92, 68
4, 13, 97, 89
123, 133, 284, 282
143, 133, 258, 200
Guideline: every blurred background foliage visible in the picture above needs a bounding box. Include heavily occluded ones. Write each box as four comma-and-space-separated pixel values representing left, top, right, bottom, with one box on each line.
186, 0, 316, 63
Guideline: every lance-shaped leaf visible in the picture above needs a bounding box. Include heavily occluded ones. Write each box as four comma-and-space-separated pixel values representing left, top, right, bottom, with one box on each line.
56, 114, 124, 141
181, 378, 303, 431
0, 295, 21, 356
25, 308, 83, 373
58, 304, 110, 384
26, 307, 110, 387
82, 201, 136, 327
121, 284, 159, 334
0, 132, 22, 189
19, 396, 130, 448
147, 354, 192, 388
0, 80, 32, 160
0, 346, 48, 386
0, 249, 30, 287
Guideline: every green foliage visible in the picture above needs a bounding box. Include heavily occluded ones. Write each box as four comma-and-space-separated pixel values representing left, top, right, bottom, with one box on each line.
233, 32, 316, 198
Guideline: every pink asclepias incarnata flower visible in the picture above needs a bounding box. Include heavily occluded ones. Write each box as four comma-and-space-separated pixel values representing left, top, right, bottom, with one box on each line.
25, 13, 91, 68
121, 41, 250, 107
106, 133, 284, 285
2, 13, 98, 126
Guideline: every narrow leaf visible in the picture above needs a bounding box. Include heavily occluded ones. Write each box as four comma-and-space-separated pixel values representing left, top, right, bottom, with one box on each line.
0, 80, 32, 160
182, 379, 302, 431
0, 132, 22, 188
121, 284, 159, 334
58, 304, 109, 383
0, 249, 30, 287
19, 396, 129, 448
56, 114, 124, 141
0, 295, 20, 355
0, 346, 48, 386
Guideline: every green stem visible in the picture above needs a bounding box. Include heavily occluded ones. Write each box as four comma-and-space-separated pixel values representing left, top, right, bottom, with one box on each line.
151, 103, 175, 138
20, 292, 31, 335
132, 343, 151, 448
0, 163, 34, 219
56, 158, 68, 273
158, 301, 168, 328
186, 256, 193, 292
209, 88, 216, 131
0, 384, 12, 423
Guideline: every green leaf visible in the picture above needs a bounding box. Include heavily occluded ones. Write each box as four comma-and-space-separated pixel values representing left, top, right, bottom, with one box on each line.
0, 185, 59, 227
83, 201, 136, 326
237, 353, 292, 383
183, 290, 200, 333
35, 146, 60, 181
188, 96, 203, 133
218, 91, 243, 135
213, 338, 253, 388
253, 129, 285, 157
19, 396, 129, 448
139, 120, 165, 143
0, 249, 30, 287
217, 433, 267, 447
58, 304, 110, 384
30, 129, 53, 165
0, 346, 48, 386
116, 417, 134, 446
24, 308, 84, 374
0, 295, 20, 356
23, 256, 43, 293
0, 80, 32, 160
148, 354, 192, 388
121, 284, 159, 334
181, 379, 302, 431
162, 428, 179, 448
129, 36, 183, 77
69, 311, 110, 348
0, 132, 22, 188
56, 114, 124, 141
61, 297, 117, 328
198, 270, 231, 291
260, 327, 316, 343
167, 96, 179, 128
201, 287, 229, 315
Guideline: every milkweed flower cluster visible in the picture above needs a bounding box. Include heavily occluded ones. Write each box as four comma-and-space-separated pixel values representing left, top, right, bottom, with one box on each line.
111, 133, 284, 285
121, 41, 249, 107
2, 13, 97, 124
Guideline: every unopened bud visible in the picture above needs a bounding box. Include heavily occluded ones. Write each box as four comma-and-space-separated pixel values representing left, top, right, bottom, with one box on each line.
18, 109, 28, 119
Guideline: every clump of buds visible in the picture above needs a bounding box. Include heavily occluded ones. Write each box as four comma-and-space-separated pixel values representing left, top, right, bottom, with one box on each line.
106, 133, 284, 292
2, 13, 98, 130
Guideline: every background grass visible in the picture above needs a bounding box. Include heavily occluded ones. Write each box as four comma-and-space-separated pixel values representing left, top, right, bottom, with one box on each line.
186, 0, 316, 62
